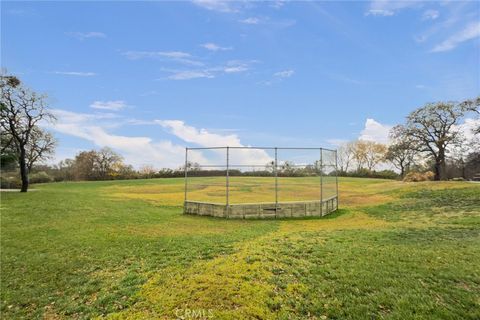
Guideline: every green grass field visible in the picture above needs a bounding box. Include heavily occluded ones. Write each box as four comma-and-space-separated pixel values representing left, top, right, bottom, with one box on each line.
1, 177, 479, 319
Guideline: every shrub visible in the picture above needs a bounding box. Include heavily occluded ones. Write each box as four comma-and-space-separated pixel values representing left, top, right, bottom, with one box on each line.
29, 171, 53, 184
0, 175, 22, 189
339, 169, 399, 180
403, 171, 434, 182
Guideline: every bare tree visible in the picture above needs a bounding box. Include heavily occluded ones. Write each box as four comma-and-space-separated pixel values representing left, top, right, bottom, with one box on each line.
1, 131, 17, 170
351, 140, 387, 171
460, 96, 480, 134
385, 125, 418, 177
73, 151, 98, 180
404, 101, 477, 180
96, 147, 123, 179
280, 161, 296, 176
72, 148, 124, 180
1, 75, 56, 191
26, 127, 56, 171
56, 158, 76, 181
352, 140, 367, 171
337, 142, 355, 172
139, 164, 157, 178
363, 141, 387, 171
265, 160, 275, 173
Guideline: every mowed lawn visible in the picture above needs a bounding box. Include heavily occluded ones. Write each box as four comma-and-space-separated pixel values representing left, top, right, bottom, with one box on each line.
1, 177, 479, 319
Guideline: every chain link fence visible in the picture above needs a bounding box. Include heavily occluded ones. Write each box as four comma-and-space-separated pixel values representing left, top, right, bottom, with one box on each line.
184, 147, 338, 216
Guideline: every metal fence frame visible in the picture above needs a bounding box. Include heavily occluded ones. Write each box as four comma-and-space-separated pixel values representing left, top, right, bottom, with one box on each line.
184, 146, 339, 209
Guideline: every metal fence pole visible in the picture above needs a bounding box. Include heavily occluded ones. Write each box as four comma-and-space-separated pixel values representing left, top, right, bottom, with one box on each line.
335, 149, 339, 210
320, 148, 323, 216
184, 148, 188, 205
274, 147, 278, 216
226, 146, 230, 207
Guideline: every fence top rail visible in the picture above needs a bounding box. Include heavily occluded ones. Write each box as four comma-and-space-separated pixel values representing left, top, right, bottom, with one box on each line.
190, 164, 337, 168
186, 146, 337, 152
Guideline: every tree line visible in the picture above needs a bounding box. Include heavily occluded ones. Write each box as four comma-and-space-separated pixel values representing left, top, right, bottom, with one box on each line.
1, 72, 479, 191
337, 99, 480, 181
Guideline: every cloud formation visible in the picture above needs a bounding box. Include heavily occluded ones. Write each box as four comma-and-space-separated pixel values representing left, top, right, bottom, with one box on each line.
201, 43, 232, 51
49, 110, 271, 168
167, 70, 214, 80
123, 51, 203, 66
191, 0, 240, 13
261, 69, 295, 85
422, 9, 439, 20
90, 100, 127, 111
359, 118, 392, 144
239, 17, 261, 24
49, 110, 203, 168
163, 60, 252, 80
431, 21, 480, 52
156, 120, 272, 165
274, 69, 295, 78
53, 71, 96, 76
365, 1, 418, 16
66, 31, 106, 40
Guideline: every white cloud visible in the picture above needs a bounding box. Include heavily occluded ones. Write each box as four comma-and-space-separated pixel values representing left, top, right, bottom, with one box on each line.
261, 69, 295, 85
431, 21, 480, 52
53, 71, 96, 77
365, 1, 419, 16
366, 9, 394, 17
327, 118, 395, 148
156, 51, 191, 59
157, 120, 243, 147
270, 1, 286, 9
359, 118, 392, 144
239, 17, 261, 24
223, 66, 248, 73
48, 110, 206, 168
156, 120, 272, 165
274, 69, 295, 78
168, 70, 214, 80
413, 2, 475, 45
90, 100, 127, 111
191, 0, 240, 13
66, 32, 106, 40
422, 9, 439, 20
221, 60, 250, 73
123, 51, 177, 59
454, 117, 480, 142
49, 110, 269, 168
123, 51, 203, 66
162, 60, 252, 80
415, 84, 426, 89
201, 42, 232, 51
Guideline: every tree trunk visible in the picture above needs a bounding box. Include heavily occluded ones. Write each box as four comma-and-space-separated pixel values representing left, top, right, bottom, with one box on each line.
18, 147, 29, 192
434, 162, 441, 181
435, 148, 447, 181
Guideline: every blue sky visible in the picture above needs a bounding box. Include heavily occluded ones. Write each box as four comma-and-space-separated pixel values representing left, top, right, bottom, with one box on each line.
2, 0, 479, 168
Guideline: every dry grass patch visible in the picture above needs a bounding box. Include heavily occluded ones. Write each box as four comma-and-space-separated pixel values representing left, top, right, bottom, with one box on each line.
278, 211, 391, 234
104, 236, 281, 319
